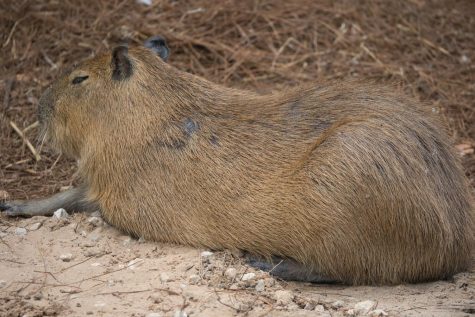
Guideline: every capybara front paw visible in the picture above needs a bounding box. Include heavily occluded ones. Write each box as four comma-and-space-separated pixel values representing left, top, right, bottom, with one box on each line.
0, 201, 29, 217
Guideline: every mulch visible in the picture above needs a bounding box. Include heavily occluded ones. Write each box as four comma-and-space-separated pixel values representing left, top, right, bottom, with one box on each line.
1, 0, 474, 200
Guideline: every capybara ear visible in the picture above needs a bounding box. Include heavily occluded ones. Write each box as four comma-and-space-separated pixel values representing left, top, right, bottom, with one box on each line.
144, 36, 170, 62
111, 45, 133, 81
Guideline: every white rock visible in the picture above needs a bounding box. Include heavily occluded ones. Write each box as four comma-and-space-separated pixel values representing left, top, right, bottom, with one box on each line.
146, 313, 161, 317
138, 236, 146, 243
137, 0, 152, 5
14, 227, 27, 236
160, 272, 170, 283
87, 216, 103, 227
345, 309, 355, 316
174, 310, 187, 317
59, 253, 74, 262
304, 303, 315, 310
315, 305, 325, 312
332, 300, 344, 309
274, 290, 294, 305
241, 272, 255, 281
0, 280, 7, 288
150, 293, 163, 303
188, 274, 200, 284
255, 279, 265, 292
91, 262, 101, 267
122, 236, 132, 245
53, 208, 69, 219
94, 302, 106, 307
224, 267, 237, 280
460, 55, 470, 64
200, 251, 213, 257
369, 309, 388, 317
354, 300, 376, 315
28, 222, 42, 231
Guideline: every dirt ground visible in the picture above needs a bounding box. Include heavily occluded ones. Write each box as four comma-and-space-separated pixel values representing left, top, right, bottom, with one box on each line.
1, 213, 474, 317
1, 0, 475, 316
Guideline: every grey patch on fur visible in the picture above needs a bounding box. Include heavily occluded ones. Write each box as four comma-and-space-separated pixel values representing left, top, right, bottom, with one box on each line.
209, 135, 219, 146
183, 118, 199, 136
156, 139, 187, 150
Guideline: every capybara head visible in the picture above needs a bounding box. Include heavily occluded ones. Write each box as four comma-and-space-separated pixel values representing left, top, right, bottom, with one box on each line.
38, 36, 170, 158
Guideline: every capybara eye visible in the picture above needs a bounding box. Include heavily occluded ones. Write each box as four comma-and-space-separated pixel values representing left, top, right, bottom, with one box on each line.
72, 75, 89, 85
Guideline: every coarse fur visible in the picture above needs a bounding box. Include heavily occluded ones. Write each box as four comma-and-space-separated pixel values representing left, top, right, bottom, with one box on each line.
5, 43, 475, 285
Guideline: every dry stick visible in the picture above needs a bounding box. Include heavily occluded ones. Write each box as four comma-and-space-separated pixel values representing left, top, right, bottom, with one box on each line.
55, 255, 94, 274
360, 43, 384, 67
2, 17, 25, 48
23, 120, 39, 134
0, 258, 25, 265
9, 121, 41, 161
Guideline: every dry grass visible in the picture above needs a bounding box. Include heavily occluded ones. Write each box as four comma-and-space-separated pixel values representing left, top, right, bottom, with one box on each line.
1, 0, 474, 199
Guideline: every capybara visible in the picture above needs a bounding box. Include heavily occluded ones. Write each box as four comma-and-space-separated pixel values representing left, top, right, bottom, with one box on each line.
2, 36, 473, 285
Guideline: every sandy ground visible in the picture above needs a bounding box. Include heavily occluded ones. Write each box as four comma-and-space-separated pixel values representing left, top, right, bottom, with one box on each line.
0, 212, 474, 317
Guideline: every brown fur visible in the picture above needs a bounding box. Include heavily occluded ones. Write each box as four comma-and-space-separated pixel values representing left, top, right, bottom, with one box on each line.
37, 45, 474, 285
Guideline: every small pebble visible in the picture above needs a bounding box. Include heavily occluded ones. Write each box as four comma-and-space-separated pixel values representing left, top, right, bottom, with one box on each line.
150, 293, 163, 304
86, 311, 93, 315
138, 236, 146, 243
255, 279, 265, 292
174, 310, 187, 317
369, 309, 388, 317
304, 303, 315, 310
122, 236, 132, 246
87, 216, 103, 227
28, 222, 42, 231
59, 253, 74, 262
224, 267, 237, 280
345, 309, 355, 316
94, 302, 106, 307
0, 280, 7, 288
201, 251, 213, 257
354, 300, 376, 315
331, 300, 344, 309
188, 274, 200, 284
76, 303, 81, 307
315, 305, 325, 312
160, 272, 170, 283
146, 313, 161, 317
137, 0, 152, 6
274, 290, 294, 305
91, 262, 101, 267
241, 272, 255, 281
33, 293, 42, 300
53, 208, 69, 219
14, 227, 27, 236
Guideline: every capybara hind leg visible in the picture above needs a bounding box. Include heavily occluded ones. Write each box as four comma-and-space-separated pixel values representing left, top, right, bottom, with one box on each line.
0, 186, 99, 217
245, 254, 337, 283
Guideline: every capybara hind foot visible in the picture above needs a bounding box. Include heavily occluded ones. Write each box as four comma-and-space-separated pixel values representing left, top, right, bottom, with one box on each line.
245, 254, 338, 283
